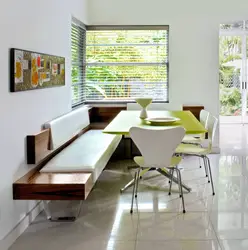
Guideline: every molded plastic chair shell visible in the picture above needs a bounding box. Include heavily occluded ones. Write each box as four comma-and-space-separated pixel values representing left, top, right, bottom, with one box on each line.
129, 127, 185, 169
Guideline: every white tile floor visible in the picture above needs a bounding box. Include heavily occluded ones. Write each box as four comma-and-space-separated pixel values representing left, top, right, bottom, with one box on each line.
9, 124, 248, 250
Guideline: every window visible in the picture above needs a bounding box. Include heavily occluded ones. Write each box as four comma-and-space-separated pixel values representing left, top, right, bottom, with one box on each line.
71, 18, 86, 107
71, 23, 169, 106
86, 26, 169, 103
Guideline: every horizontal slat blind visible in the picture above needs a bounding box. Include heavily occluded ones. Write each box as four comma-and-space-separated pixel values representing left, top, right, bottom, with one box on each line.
71, 21, 86, 107
86, 29, 169, 102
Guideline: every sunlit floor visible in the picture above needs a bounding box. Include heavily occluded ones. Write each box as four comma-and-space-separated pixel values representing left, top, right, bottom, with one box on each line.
220, 123, 248, 156
10, 124, 248, 250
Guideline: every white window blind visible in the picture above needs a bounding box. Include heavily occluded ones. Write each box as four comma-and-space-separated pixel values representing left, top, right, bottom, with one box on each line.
85, 26, 169, 103
71, 18, 86, 107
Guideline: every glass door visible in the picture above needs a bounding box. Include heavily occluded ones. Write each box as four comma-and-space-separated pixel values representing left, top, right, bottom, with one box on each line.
241, 35, 248, 123
219, 21, 248, 124
219, 35, 242, 123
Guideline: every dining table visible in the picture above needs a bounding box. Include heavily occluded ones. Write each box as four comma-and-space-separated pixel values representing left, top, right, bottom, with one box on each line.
103, 110, 207, 193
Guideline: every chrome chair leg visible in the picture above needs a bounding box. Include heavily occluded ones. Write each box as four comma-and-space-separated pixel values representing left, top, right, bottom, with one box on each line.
206, 156, 215, 195
199, 144, 203, 168
168, 168, 174, 195
130, 172, 137, 214
175, 166, 182, 198
203, 156, 210, 181
175, 168, 186, 213
168, 169, 172, 184
135, 168, 140, 198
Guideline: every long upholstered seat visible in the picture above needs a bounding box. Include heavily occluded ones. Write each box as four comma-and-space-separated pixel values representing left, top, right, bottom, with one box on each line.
40, 106, 121, 184
40, 130, 121, 182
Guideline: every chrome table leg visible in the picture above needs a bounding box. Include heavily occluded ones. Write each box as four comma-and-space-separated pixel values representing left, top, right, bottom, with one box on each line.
120, 179, 135, 193
121, 167, 191, 193
157, 168, 191, 192
120, 168, 150, 192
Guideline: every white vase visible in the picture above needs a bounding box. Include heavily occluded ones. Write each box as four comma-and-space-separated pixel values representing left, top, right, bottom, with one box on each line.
140, 107, 148, 119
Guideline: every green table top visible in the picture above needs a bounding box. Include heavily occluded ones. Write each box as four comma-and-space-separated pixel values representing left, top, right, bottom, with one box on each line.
103, 110, 207, 135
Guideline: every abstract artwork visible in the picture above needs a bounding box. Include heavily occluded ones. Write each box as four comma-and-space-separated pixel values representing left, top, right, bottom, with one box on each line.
10, 48, 65, 92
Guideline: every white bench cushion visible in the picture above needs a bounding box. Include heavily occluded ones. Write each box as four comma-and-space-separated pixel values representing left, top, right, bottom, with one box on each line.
44, 106, 90, 150
40, 130, 121, 183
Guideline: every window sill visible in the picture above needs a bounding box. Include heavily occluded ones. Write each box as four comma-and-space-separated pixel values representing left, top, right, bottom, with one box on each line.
87, 103, 127, 108
72, 101, 169, 109
85, 100, 168, 108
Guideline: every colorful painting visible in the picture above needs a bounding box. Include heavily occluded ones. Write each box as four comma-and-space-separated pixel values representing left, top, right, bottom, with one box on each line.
10, 48, 65, 92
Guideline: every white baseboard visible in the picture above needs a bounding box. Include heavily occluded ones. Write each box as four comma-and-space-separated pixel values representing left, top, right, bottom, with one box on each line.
0, 201, 43, 250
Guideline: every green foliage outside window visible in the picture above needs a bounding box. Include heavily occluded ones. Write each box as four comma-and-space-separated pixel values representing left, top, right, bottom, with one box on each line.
72, 29, 168, 102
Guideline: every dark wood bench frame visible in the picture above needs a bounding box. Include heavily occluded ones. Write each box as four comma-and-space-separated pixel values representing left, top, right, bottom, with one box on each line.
13, 125, 96, 221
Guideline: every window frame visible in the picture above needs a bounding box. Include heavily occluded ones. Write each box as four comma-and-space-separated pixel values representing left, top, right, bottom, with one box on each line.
71, 17, 86, 108
71, 21, 169, 107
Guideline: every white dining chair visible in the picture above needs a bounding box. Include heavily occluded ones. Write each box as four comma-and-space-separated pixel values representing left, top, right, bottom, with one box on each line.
126, 103, 182, 157
182, 109, 209, 144
129, 126, 186, 214
175, 114, 218, 196
182, 109, 210, 173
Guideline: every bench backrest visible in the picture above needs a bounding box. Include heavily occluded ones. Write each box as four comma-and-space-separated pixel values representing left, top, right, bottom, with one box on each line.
44, 106, 90, 150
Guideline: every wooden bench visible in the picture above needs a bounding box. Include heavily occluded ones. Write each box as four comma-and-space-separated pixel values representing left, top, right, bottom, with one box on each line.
13, 107, 121, 221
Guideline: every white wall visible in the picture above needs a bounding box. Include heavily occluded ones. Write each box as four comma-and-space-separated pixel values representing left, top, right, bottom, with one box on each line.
88, 0, 248, 148
1, 0, 246, 246
0, 0, 87, 247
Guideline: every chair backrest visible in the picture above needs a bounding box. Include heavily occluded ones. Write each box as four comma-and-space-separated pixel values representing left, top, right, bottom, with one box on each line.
200, 110, 209, 128
129, 127, 185, 168
200, 109, 209, 128
127, 103, 182, 111
206, 114, 218, 149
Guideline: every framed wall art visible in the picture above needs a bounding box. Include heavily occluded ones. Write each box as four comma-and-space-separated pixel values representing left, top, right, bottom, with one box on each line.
10, 48, 65, 92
